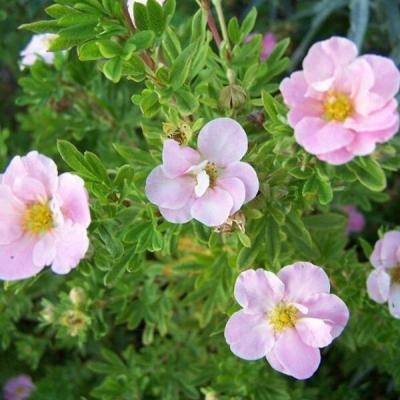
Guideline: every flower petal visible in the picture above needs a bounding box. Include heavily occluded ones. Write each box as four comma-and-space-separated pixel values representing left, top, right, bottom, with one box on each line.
190, 187, 233, 227
51, 223, 89, 274
301, 293, 349, 338
234, 268, 285, 312
363, 55, 400, 104
295, 118, 354, 155
56, 173, 91, 227
278, 262, 330, 303
220, 162, 259, 203
218, 177, 245, 214
295, 317, 333, 348
145, 166, 195, 210
162, 139, 201, 179
273, 328, 321, 379
388, 283, 400, 319
367, 269, 391, 304
12, 176, 47, 203
160, 199, 193, 224
198, 118, 248, 166
0, 234, 43, 281
32, 233, 56, 267
0, 185, 25, 245
265, 347, 290, 375
225, 310, 275, 360
370, 231, 400, 269
317, 148, 354, 165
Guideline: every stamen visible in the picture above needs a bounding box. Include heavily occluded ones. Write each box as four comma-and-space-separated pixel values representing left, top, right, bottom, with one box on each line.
323, 91, 353, 122
390, 267, 400, 283
22, 202, 54, 234
269, 303, 298, 333
205, 162, 218, 187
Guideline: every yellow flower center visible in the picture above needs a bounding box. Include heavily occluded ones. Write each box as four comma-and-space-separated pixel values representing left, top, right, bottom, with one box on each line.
390, 267, 400, 284
323, 91, 353, 122
269, 303, 298, 333
22, 202, 54, 234
205, 162, 218, 187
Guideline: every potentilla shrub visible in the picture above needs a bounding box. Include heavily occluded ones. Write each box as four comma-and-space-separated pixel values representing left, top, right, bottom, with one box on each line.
2, 0, 400, 398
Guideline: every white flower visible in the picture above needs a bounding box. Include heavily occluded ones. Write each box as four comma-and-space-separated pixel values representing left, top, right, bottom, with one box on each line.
20, 33, 58, 69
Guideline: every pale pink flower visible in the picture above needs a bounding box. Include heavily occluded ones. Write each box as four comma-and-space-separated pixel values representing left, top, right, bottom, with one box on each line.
127, 0, 165, 24
367, 231, 400, 318
20, 34, 58, 69
224, 263, 349, 379
145, 118, 259, 227
3, 375, 34, 400
0, 151, 91, 281
280, 36, 400, 165
342, 205, 365, 233
247, 32, 277, 61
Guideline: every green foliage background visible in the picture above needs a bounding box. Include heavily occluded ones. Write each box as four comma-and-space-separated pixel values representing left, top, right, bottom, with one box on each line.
1, 0, 400, 398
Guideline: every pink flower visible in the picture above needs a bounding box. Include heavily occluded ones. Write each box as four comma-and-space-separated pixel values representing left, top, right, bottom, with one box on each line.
0, 151, 91, 281
3, 375, 34, 400
145, 118, 259, 227
127, 0, 165, 24
20, 34, 58, 69
367, 231, 400, 318
224, 263, 349, 379
280, 36, 400, 165
342, 205, 365, 233
246, 32, 277, 61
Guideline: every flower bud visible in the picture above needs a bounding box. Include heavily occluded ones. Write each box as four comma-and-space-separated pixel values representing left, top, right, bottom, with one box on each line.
219, 84, 247, 111
60, 309, 89, 337
69, 287, 86, 306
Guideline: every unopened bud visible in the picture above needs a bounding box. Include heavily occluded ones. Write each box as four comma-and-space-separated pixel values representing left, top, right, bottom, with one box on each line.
219, 84, 247, 110
42, 304, 55, 323
69, 288, 86, 305
61, 309, 89, 337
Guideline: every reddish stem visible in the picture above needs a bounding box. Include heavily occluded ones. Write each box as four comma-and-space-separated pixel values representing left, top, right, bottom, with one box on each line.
203, 0, 222, 48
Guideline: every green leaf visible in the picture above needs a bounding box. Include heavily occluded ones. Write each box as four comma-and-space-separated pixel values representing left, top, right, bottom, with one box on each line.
264, 217, 281, 267
170, 42, 197, 89
45, 4, 76, 18
348, 158, 387, 192
174, 89, 199, 114
126, 30, 155, 51
57, 140, 97, 180
97, 39, 123, 58
228, 17, 241, 44
147, 0, 165, 35
348, 0, 369, 48
84, 151, 111, 186
240, 7, 257, 37
78, 40, 102, 60
103, 57, 122, 83
316, 176, 333, 205
304, 213, 347, 231
19, 20, 59, 33
133, 2, 149, 30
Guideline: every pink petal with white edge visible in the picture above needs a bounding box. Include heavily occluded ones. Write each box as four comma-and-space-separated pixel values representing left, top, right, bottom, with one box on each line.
3, 151, 58, 196
0, 234, 44, 281
221, 162, 259, 203
363, 55, 400, 104
317, 148, 354, 165
160, 198, 193, 224
145, 166, 195, 210
234, 269, 285, 312
295, 118, 354, 155
224, 310, 275, 360
0, 185, 25, 245
345, 99, 398, 133
367, 269, 391, 304
51, 223, 89, 274
57, 173, 91, 227
273, 328, 321, 379
190, 186, 233, 227
303, 41, 336, 91
266, 347, 290, 375
389, 284, 400, 319
197, 118, 248, 167
278, 262, 330, 303
32, 233, 56, 267
12, 177, 47, 203
162, 139, 201, 179
295, 317, 333, 348
302, 293, 350, 338
370, 231, 400, 269
217, 177, 245, 214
